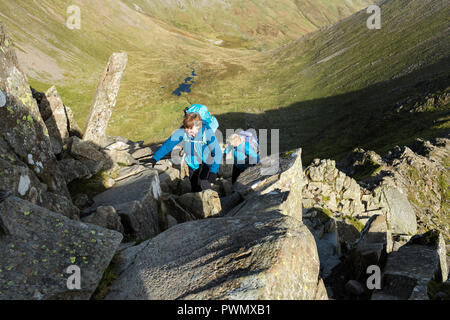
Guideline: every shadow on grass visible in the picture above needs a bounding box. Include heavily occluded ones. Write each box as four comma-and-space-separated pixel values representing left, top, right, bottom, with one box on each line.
213, 56, 450, 165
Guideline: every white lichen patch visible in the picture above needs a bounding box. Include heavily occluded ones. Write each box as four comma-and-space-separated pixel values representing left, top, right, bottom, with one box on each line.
0, 89, 6, 107
27, 154, 34, 165
18, 175, 31, 196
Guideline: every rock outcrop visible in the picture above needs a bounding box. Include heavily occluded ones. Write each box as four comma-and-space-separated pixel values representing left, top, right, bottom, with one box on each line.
103, 148, 327, 300
231, 150, 304, 222
338, 136, 449, 243
0, 197, 122, 300
83, 53, 128, 146
86, 169, 161, 241
0, 23, 78, 219
372, 230, 447, 300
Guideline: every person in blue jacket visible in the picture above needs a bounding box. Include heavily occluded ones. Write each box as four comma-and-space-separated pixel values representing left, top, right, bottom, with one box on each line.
224, 132, 260, 184
147, 112, 222, 192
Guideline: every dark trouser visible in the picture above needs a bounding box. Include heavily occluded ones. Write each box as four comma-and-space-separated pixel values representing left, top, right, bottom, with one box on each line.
189, 163, 212, 192
232, 165, 246, 184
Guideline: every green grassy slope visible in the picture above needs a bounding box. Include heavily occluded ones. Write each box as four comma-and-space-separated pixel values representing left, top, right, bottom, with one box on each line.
121, 0, 372, 50
195, 0, 450, 163
1, 0, 448, 165
0, 0, 370, 147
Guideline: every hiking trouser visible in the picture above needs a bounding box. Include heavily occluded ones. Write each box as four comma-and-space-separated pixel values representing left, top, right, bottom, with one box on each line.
188, 163, 213, 192
232, 165, 246, 184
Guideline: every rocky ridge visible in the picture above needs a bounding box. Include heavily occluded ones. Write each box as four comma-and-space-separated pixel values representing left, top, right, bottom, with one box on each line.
1, 23, 449, 300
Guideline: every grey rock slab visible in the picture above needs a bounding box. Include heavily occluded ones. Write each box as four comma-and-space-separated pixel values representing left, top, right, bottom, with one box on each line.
0, 197, 122, 300
381, 185, 417, 235
105, 210, 323, 300
91, 170, 161, 240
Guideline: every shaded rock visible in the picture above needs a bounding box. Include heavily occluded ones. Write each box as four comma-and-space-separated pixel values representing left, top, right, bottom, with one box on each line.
64, 104, 82, 138
58, 158, 92, 184
302, 212, 341, 279
31, 87, 52, 121
83, 53, 128, 146
73, 194, 90, 208
105, 210, 323, 300
220, 192, 244, 216
345, 280, 365, 296
218, 163, 233, 180
372, 230, 447, 300
44, 191, 80, 220
159, 167, 181, 184
336, 219, 361, 251
70, 137, 107, 163
90, 170, 161, 240
159, 193, 196, 224
82, 206, 124, 233
0, 197, 122, 300
351, 215, 391, 282
70, 136, 111, 176
379, 185, 417, 235
0, 190, 10, 203
114, 164, 147, 182
44, 86, 70, 155
176, 189, 222, 219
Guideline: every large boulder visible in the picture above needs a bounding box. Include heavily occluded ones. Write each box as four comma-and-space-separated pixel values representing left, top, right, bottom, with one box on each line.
0, 197, 122, 300
231, 149, 304, 221
302, 159, 364, 217
105, 210, 323, 300
372, 230, 447, 300
89, 169, 161, 240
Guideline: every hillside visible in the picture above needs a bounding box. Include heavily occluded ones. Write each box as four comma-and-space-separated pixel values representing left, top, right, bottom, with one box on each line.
120, 0, 373, 50
0, 0, 371, 151
0, 0, 448, 164
198, 0, 450, 162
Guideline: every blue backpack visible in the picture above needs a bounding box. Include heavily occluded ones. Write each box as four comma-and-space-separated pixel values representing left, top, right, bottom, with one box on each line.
184, 104, 219, 132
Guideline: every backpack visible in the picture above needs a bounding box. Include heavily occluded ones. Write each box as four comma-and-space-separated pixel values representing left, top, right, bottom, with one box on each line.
237, 130, 259, 154
184, 104, 219, 132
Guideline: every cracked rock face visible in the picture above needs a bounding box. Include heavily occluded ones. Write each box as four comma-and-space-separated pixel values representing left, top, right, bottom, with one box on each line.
0, 23, 71, 202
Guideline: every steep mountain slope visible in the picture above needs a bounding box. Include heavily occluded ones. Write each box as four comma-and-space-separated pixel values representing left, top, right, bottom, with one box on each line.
0, 0, 448, 165
0, 0, 369, 144
121, 0, 372, 49
197, 0, 449, 162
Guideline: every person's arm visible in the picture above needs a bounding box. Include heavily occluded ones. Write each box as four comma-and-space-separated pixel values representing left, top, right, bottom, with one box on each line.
205, 128, 222, 174
245, 141, 259, 164
152, 128, 185, 162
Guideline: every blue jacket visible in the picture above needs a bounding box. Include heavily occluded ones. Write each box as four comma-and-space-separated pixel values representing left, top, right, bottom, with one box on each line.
224, 140, 260, 170
153, 122, 222, 174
